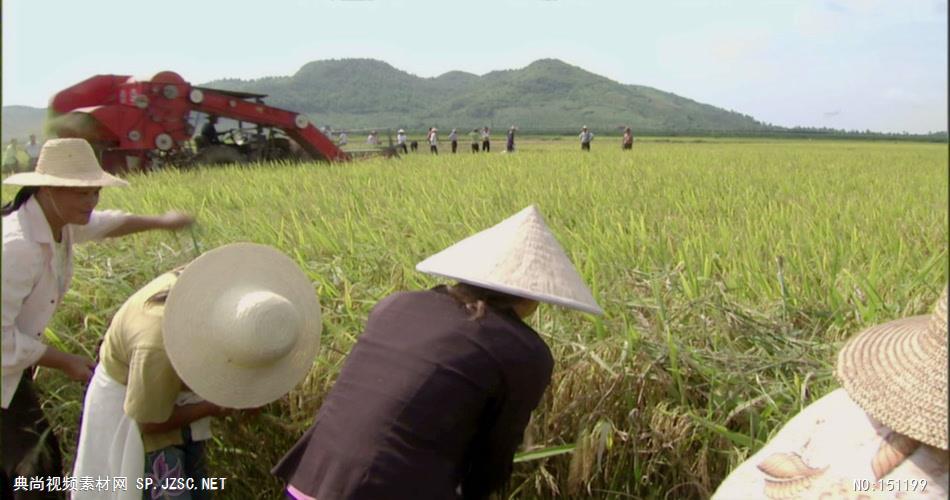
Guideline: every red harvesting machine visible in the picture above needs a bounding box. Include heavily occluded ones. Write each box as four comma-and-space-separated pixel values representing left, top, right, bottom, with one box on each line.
46, 71, 349, 172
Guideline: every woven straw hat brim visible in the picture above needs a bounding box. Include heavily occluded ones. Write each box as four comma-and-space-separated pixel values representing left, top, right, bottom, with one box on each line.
3, 138, 128, 187
2, 171, 128, 187
163, 243, 321, 409
836, 314, 948, 450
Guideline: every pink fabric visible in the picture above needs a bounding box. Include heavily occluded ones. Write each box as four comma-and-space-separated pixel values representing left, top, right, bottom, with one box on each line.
286, 485, 317, 500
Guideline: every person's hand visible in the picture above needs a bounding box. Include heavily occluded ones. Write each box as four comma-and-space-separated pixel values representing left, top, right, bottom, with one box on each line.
239, 407, 263, 418
60, 354, 96, 383
203, 403, 261, 418
196, 401, 228, 418
159, 211, 195, 231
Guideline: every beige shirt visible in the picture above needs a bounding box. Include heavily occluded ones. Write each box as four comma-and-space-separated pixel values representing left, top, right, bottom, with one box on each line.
99, 272, 188, 452
713, 388, 948, 499
2, 196, 129, 408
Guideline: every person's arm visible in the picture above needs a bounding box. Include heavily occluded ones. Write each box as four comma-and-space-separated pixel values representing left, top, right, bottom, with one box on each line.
124, 346, 186, 431
139, 401, 226, 434
461, 389, 534, 499
36, 346, 95, 382
71, 210, 194, 243
103, 212, 194, 238
461, 361, 553, 499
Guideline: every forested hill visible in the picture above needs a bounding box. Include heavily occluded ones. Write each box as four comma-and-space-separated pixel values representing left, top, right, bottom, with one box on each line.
204, 58, 768, 132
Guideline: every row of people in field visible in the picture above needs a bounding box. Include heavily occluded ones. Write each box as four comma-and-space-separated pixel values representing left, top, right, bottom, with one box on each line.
2, 138, 946, 499
3, 136, 43, 173
337, 126, 637, 154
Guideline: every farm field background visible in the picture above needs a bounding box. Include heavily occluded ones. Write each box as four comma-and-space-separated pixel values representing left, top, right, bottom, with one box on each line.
3, 138, 947, 499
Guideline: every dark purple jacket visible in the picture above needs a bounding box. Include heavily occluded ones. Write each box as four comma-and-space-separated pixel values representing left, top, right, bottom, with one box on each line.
273, 286, 554, 499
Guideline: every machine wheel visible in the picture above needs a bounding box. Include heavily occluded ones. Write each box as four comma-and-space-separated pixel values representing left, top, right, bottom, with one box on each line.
193, 145, 247, 166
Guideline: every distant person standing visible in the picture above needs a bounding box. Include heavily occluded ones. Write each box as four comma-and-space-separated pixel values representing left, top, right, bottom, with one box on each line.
367, 130, 379, 146
337, 131, 348, 146
622, 127, 634, 150
579, 126, 593, 152
3, 139, 19, 173
469, 129, 480, 153
448, 129, 458, 154
506, 126, 517, 153
429, 128, 439, 155
481, 127, 491, 153
25, 135, 41, 170
396, 129, 408, 154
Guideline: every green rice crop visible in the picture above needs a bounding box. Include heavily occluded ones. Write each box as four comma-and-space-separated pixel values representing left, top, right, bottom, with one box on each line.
4, 138, 947, 498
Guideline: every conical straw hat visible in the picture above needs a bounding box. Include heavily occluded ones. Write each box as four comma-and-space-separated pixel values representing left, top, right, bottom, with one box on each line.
3, 138, 128, 187
163, 243, 322, 408
416, 205, 603, 315
836, 287, 948, 449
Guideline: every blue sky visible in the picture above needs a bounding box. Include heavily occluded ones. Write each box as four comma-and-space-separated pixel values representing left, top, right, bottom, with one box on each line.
3, 0, 946, 133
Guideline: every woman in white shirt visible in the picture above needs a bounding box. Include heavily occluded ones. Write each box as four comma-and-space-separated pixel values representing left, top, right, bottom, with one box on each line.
713, 288, 948, 499
396, 129, 407, 154
1, 139, 194, 497
428, 127, 439, 155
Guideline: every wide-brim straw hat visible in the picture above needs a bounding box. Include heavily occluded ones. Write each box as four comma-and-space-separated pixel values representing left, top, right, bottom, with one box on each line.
163, 243, 322, 408
836, 287, 948, 449
416, 205, 603, 315
398, 129, 405, 133
3, 138, 128, 187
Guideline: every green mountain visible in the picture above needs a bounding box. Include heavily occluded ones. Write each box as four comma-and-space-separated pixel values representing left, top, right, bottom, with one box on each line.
1, 106, 47, 144
205, 58, 768, 133
2, 58, 768, 144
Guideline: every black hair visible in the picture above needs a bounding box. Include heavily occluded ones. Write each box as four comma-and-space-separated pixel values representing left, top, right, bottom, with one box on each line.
444, 282, 527, 321
1, 186, 40, 216
144, 266, 188, 305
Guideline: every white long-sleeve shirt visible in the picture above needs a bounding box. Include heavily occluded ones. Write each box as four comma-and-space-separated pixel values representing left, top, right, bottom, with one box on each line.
2, 196, 130, 408
713, 388, 948, 499
25, 142, 41, 160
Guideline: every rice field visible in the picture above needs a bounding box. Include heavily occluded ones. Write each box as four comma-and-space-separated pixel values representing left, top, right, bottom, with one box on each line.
5, 137, 948, 499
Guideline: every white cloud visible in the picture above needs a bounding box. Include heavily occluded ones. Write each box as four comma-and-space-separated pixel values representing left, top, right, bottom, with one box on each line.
708, 29, 774, 62
825, 0, 889, 15
883, 87, 922, 104
793, 5, 838, 36
793, 0, 945, 39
